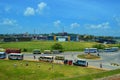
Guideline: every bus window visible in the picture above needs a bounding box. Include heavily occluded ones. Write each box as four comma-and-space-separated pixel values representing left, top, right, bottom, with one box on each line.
0, 52, 6, 59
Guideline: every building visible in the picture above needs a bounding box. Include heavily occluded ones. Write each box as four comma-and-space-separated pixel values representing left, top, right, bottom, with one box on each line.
54, 36, 70, 42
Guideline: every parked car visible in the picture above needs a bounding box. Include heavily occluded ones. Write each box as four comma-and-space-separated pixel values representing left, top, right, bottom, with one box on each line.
73, 59, 88, 67
33, 49, 41, 54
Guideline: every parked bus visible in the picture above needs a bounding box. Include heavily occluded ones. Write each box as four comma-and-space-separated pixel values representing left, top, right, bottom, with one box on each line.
43, 50, 51, 54
84, 48, 98, 53
52, 50, 60, 54
104, 47, 119, 52
38, 56, 53, 62
5, 48, 21, 54
8, 53, 24, 60
73, 59, 88, 67
33, 49, 41, 54
55, 55, 65, 60
0, 52, 6, 59
111, 47, 119, 52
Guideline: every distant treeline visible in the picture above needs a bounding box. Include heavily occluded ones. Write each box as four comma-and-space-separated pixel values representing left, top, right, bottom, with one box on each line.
0, 33, 119, 43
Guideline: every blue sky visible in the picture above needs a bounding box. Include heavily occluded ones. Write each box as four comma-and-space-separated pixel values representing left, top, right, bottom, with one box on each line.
0, 0, 120, 36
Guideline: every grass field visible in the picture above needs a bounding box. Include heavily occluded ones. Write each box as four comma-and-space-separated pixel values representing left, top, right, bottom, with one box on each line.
0, 60, 120, 80
0, 41, 98, 52
0, 60, 104, 80
63, 69, 120, 80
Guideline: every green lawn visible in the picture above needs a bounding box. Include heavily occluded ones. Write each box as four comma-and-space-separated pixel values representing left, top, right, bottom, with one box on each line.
0, 60, 104, 80
0, 41, 98, 52
63, 69, 120, 80
77, 54, 100, 59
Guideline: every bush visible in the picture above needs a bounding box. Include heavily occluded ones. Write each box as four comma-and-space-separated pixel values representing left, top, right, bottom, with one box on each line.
92, 44, 105, 49
51, 43, 63, 52
23, 48, 27, 52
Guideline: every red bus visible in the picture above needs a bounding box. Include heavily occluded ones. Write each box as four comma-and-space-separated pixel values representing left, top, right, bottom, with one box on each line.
5, 48, 21, 54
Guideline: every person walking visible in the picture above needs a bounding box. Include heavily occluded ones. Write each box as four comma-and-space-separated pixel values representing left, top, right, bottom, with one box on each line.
100, 62, 102, 68
34, 55, 36, 59
97, 53, 100, 56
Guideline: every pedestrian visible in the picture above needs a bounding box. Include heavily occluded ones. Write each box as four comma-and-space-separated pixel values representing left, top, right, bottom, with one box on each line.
34, 55, 36, 59
87, 62, 88, 67
97, 53, 100, 56
100, 63, 102, 68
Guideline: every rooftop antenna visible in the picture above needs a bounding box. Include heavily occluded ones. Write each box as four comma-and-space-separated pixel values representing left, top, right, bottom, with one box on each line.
34, 29, 36, 36
63, 26, 64, 33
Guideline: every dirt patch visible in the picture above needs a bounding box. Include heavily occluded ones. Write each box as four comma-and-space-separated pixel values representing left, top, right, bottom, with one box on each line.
96, 74, 120, 80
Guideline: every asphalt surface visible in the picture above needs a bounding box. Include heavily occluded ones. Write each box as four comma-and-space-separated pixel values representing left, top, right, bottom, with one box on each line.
23, 51, 120, 70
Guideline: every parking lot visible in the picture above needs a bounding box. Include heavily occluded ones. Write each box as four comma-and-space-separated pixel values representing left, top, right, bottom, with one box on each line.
22, 51, 120, 70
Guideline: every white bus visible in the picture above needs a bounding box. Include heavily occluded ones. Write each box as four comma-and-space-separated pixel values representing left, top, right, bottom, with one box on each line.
104, 47, 119, 52
38, 56, 53, 62
8, 53, 24, 60
84, 48, 98, 53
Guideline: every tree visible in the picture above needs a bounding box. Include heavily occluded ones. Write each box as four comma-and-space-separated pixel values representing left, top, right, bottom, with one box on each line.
51, 43, 63, 52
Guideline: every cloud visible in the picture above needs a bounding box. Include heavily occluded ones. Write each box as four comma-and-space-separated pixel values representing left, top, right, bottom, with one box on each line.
113, 16, 120, 26
5, 6, 11, 12
36, 2, 47, 14
85, 22, 110, 29
53, 20, 61, 27
70, 23, 80, 29
0, 18, 18, 26
24, 2, 47, 16
24, 7, 35, 16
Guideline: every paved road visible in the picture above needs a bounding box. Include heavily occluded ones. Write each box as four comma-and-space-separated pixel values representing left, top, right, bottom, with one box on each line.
89, 52, 120, 70
23, 51, 120, 70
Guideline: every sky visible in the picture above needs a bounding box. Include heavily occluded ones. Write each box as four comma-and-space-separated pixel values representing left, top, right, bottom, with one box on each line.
0, 0, 120, 36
